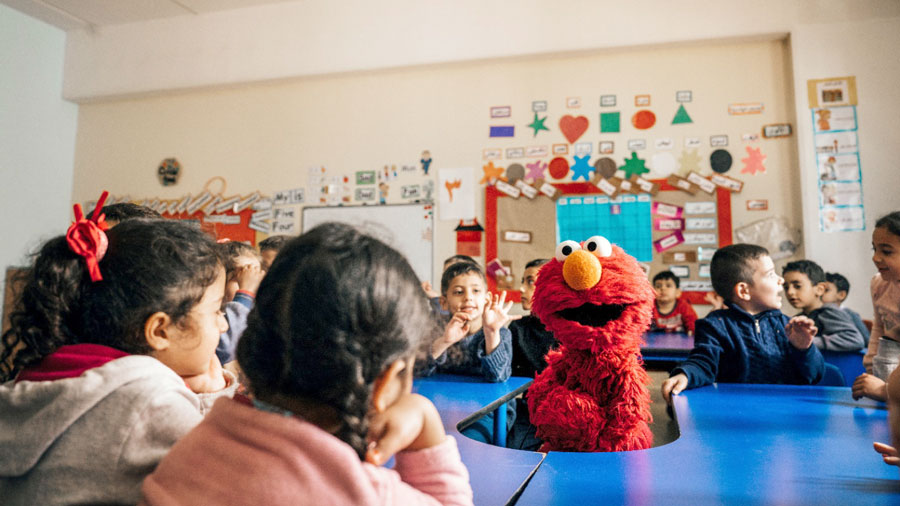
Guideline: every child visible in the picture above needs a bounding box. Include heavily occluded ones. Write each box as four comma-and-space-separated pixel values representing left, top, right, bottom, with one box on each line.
86, 201, 161, 226
782, 260, 865, 351
853, 211, 900, 402
214, 241, 265, 364
661, 244, 824, 404
649, 270, 698, 335
509, 258, 557, 377
824, 271, 871, 346
257, 234, 289, 271
421, 254, 478, 301
0, 204, 236, 505
141, 223, 474, 505
420, 261, 516, 383
874, 366, 900, 470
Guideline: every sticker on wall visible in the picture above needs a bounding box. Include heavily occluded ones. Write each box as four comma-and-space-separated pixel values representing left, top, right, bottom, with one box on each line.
420, 150, 432, 175
740, 146, 767, 175
653, 231, 684, 253
710, 149, 733, 173
423, 180, 435, 202
482, 148, 502, 160
490, 106, 511, 118
763, 123, 793, 138
632, 110, 656, 130
678, 149, 702, 175
667, 174, 697, 194
742, 133, 760, 142
593, 157, 618, 179
525, 160, 547, 181
571, 155, 593, 182
655, 138, 674, 150
157, 158, 181, 186
598, 141, 614, 154
515, 180, 539, 199
566, 97, 582, 108
532, 100, 547, 112
710, 173, 744, 192
354, 187, 376, 202
627, 139, 647, 151
710, 135, 729, 147
506, 147, 525, 159
506, 163, 526, 184
650, 152, 678, 177
559, 115, 589, 144
635, 95, 651, 106
600, 112, 620, 133
684, 137, 702, 148
552, 144, 569, 155
480, 161, 506, 184
356, 170, 376, 185
600, 95, 616, 107
574, 142, 593, 157
527, 113, 550, 137
526, 145, 549, 157
676, 90, 692, 103
672, 104, 693, 125
402, 185, 421, 200
619, 152, 649, 179
489, 126, 515, 137
594, 178, 619, 198
686, 172, 716, 194
746, 199, 768, 211
378, 183, 390, 204
495, 180, 521, 198
728, 103, 764, 115
535, 179, 561, 200
548, 157, 570, 179
630, 175, 659, 195
652, 201, 683, 218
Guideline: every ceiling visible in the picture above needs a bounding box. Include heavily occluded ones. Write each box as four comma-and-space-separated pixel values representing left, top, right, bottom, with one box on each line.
1, 0, 297, 31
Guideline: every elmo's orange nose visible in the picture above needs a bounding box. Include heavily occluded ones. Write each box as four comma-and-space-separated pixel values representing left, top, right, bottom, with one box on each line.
563, 250, 602, 291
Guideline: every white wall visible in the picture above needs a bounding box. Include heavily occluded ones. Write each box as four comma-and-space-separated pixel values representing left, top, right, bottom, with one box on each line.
791, 16, 900, 319
0, 4, 78, 295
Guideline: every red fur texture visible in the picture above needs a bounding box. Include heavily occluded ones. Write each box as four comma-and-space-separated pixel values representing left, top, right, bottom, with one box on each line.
528, 243, 655, 452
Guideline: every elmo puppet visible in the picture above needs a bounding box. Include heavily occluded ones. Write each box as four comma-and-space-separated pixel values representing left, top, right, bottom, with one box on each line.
527, 235, 655, 452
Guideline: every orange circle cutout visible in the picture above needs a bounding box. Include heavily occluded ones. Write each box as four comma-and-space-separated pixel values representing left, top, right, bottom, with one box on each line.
632, 110, 656, 130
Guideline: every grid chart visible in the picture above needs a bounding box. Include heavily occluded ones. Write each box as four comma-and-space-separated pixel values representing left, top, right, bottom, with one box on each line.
556, 194, 653, 262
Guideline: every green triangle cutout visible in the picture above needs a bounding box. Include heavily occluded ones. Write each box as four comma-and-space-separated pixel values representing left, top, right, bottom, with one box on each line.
672, 104, 693, 124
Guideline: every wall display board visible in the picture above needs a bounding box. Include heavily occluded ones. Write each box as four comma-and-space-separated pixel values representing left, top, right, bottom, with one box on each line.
302, 203, 434, 284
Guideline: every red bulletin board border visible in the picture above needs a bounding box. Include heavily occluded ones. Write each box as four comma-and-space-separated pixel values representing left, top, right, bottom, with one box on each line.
485, 180, 732, 304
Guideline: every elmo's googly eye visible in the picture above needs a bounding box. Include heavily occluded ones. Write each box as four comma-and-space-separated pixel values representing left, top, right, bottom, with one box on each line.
583, 236, 613, 258
555, 240, 582, 262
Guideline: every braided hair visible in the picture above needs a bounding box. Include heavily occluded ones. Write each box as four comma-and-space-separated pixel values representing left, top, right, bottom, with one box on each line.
236, 222, 439, 460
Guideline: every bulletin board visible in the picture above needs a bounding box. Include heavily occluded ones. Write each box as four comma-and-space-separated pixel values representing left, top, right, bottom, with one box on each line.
301, 203, 435, 284
485, 181, 731, 304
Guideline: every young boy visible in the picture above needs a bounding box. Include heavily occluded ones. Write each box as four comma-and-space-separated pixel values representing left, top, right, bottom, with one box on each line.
782, 260, 865, 351
649, 271, 698, 335
421, 261, 515, 382
824, 271, 871, 346
258, 234, 290, 271
661, 244, 825, 404
215, 241, 265, 364
509, 259, 557, 377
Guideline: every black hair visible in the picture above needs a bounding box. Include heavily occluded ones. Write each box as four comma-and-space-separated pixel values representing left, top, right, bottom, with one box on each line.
86, 202, 161, 222
782, 260, 826, 285
258, 234, 290, 253
0, 219, 222, 381
710, 244, 769, 301
216, 241, 261, 278
442, 254, 477, 268
652, 270, 680, 288
440, 261, 486, 295
524, 258, 549, 270
825, 272, 850, 294
236, 222, 438, 460
875, 211, 900, 238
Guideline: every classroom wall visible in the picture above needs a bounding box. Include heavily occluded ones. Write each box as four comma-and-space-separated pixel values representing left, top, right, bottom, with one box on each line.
0, 5, 78, 297
791, 16, 900, 318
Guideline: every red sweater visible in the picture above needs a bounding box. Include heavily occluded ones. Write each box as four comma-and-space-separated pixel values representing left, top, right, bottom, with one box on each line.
650, 298, 697, 334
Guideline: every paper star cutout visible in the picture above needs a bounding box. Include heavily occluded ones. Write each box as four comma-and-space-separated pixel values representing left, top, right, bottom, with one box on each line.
480, 161, 506, 184
619, 152, 649, 179
527, 113, 550, 137
678, 149, 702, 176
571, 155, 593, 181
525, 160, 547, 181
741, 146, 767, 175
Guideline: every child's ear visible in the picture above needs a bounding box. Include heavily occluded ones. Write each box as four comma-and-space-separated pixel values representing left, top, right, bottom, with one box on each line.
439, 295, 448, 311
734, 282, 751, 302
371, 359, 408, 413
838, 290, 848, 302
675, 288, 683, 298
813, 282, 826, 297
144, 312, 174, 351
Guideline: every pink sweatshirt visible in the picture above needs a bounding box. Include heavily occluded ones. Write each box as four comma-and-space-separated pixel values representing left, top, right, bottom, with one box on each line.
141, 396, 473, 506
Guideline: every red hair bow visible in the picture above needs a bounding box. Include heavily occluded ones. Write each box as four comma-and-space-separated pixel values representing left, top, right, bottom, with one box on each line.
66, 191, 110, 282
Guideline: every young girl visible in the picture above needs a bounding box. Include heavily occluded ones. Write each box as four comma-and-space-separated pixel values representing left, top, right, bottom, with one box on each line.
853, 211, 900, 402
141, 223, 474, 505
0, 197, 236, 505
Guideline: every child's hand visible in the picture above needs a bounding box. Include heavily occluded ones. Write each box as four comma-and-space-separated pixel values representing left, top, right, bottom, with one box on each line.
421, 280, 439, 299
431, 313, 470, 358
874, 442, 900, 467
852, 373, 887, 401
235, 263, 264, 294
366, 393, 445, 466
483, 291, 521, 354
661, 373, 688, 405
182, 355, 227, 393
785, 316, 817, 350
704, 291, 726, 310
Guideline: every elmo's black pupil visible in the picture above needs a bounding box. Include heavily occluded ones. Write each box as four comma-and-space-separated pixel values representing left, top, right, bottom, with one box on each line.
587, 242, 596, 251
562, 246, 571, 255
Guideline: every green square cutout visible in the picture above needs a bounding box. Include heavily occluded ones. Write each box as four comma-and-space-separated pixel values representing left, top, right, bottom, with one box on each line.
600, 112, 620, 133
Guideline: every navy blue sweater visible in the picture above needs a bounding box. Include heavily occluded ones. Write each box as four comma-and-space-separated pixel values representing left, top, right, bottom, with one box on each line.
672, 305, 825, 389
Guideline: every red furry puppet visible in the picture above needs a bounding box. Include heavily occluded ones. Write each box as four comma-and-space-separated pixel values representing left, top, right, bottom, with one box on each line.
527, 235, 655, 452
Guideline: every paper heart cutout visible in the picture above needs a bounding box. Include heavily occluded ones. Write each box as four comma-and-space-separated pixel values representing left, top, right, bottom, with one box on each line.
559, 115, 589, 144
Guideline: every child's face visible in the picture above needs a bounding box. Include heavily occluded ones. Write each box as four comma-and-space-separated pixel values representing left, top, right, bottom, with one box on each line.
783, 271, 824, 312
873, 226, 900, 282
441, 272, 488, 327
653, 278, 681, 304
741, 255, 784, 313
821, 281, 846, 304
519, 266, 541, 311
163, 269, 229, 377
225, 254, 261, 302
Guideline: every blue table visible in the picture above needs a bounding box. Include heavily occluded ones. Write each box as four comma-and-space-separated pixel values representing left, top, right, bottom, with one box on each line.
641, 332, 694, 363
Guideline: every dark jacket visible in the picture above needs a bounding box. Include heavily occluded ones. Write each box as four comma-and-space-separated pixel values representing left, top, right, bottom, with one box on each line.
672, 304, 824, 389
509, 316, 557, 378
807, 305, 865, 352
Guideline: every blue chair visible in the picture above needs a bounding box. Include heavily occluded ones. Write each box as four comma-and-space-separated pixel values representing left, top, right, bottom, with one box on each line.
821, 350, 865, 386
816, 362, 846, 387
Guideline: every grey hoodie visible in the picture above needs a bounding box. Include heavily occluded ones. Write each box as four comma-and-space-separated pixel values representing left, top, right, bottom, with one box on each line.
0, 355, 236, 506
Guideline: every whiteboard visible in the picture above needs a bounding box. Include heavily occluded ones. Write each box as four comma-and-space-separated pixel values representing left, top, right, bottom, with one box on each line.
302, 204, 434, 284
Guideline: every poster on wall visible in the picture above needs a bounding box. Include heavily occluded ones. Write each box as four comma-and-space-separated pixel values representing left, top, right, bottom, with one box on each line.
808, 76, 864, 232
438, 167, 476, 221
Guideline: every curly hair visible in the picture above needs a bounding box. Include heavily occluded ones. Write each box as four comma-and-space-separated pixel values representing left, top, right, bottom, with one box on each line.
236, 222, 440, 460
0, 219, 221, 381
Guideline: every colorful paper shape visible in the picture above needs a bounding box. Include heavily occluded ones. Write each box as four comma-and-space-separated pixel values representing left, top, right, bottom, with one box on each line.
489, 126, 515, 137
619, 152, 649, 179
593, 157, 618, 179
548, 157, 570, 179
559, 115, 589, 143
710, 149, 733, 173
741, 146, 767, 175
652, 201, 683, 218
650, 152, 677, 177
672, 104, 693, 124
600, 112, 620, 133
570, 155, 593, 181
653, 231, 685, 253
678, 149, 702, 175
506, 163, 526, 184
525, 160, 547, 181
632, 110, 656, 130
527, 113, 550, 137
480, 161, 506, 184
